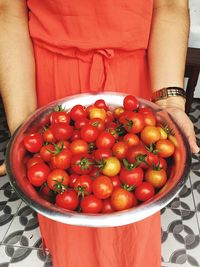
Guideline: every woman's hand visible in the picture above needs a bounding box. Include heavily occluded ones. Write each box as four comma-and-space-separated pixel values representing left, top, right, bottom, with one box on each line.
155, 97, 199, 154
0, 162, 6, 176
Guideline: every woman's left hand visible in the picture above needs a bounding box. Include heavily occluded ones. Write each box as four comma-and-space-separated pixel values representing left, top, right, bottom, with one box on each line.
155, 97, 199, 154
165, 107, 199, 154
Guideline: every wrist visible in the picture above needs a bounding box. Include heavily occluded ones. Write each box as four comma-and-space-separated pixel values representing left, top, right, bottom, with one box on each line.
154, 96, 186, 111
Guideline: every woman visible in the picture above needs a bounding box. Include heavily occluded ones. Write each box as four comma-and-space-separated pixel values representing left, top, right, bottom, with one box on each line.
0, 0, 199, 266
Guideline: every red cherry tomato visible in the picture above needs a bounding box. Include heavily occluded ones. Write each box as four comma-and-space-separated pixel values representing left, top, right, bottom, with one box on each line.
40, 144, 55, 162
23, 133, 43, 153
92, 175, 113, 199
56, 189, 79, 211
158, 157, 167, 171
155, 139, 175, 158
56, 141, 70, 149
70, 104, 87, 121
89, 118, 105, 132
112, 141, 128, 160
69, 174, 79, 188
50, 123, 73, 141
27, 163, 50, 187
135, 182, 155, 201
145, 168, 167, 188
74, 118, 89, 129
70, 130, 81, 141
143, 113, 156, 126
105, 111, 114, 125
47, 169, 69, 192
111, 187, 138, 211
102, 199, 114, 213
123, 95, 139, 111
81, 195, 103, 213
94, 148, 112, 160
138, 107, 153, 115
127, 145, 147, 168
50, 110, 70, 124
94, 99, 109, 111
26, 157, 44, 169
96, 131, 115, 149
74, 175, 93, 195
146, 152, 159, 167
42, 128, 56, 143
71, 154, 93, 175
119, 166, 144, 187
80, 125, 99, 143
50, 148, 72, 170
120, 111, 144, 134
110, 175, 121, 188
123, 133, 140, 147
69, 139, 88, 155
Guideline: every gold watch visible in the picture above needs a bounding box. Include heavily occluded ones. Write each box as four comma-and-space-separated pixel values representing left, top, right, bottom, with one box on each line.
151, 87, 186, 102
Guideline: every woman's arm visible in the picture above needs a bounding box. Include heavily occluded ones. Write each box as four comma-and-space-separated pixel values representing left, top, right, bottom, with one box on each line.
0, 0, 36, 175
0, 0, 37, 134
148, 0, 199, 153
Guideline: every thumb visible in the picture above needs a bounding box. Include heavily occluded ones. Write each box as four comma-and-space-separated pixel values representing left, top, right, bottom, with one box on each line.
166, 108, 199, 154
0, 162, 7, 176
179, 119, 199, 154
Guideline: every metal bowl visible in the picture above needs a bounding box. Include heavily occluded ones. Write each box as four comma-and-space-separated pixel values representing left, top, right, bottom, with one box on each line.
6, 92, 191, 227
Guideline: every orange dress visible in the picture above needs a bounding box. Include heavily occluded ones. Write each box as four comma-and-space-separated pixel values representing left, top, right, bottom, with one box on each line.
27, 0, 161, 266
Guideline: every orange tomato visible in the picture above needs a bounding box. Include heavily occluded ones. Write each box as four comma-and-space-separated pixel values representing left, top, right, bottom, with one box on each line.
155, 139, 175, 158
89, 107, 107, 121
102, 156, 121, 177
140, 126, 161, 145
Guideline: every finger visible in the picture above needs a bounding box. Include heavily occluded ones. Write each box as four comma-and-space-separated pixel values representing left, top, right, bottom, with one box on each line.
188, 137, 199, 154
0, 162, 7, 176
167, 108, 199, 154
183, 123, 199, 154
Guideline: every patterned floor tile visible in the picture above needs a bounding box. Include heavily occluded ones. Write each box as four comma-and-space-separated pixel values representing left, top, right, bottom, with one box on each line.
162, 263, 195, 267
161, 208, 200, 266
167, 178, 195, 211
8, 247, 46, 267
161, 208, 185, 263
0, 190, 22, 243
190, 170, 200, 214
0, 175, 10, 191
3, 202, 42, 249
0, 245, 11, 267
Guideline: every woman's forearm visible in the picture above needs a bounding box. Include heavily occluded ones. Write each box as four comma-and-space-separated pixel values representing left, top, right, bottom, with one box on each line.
0, 0, 36, 134
147, 0, 189, 110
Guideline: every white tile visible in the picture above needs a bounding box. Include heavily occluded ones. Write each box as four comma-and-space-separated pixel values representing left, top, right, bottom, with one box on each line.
161, 208, 182, 232
181, 210, 199, 235
0, 191, 22, 242
9, 248, 46, 267
162, 233, 185, 263
22, 227, 42, 249
3, 202, 41, 248
0, 245, 12, 265
186, 247, 200, 267
0, 174, 10, 190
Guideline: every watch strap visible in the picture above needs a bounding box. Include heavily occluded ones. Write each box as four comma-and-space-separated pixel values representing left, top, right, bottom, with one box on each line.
151, 87, 186, 102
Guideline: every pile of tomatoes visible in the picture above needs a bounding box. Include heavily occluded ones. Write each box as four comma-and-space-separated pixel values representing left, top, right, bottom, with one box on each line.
23, 95, 176, 214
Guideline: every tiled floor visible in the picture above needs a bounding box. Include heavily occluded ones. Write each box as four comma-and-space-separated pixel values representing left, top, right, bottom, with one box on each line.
0, 99, 200, 267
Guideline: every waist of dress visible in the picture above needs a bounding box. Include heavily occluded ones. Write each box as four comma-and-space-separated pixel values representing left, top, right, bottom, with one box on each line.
33, 39, 147, 61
